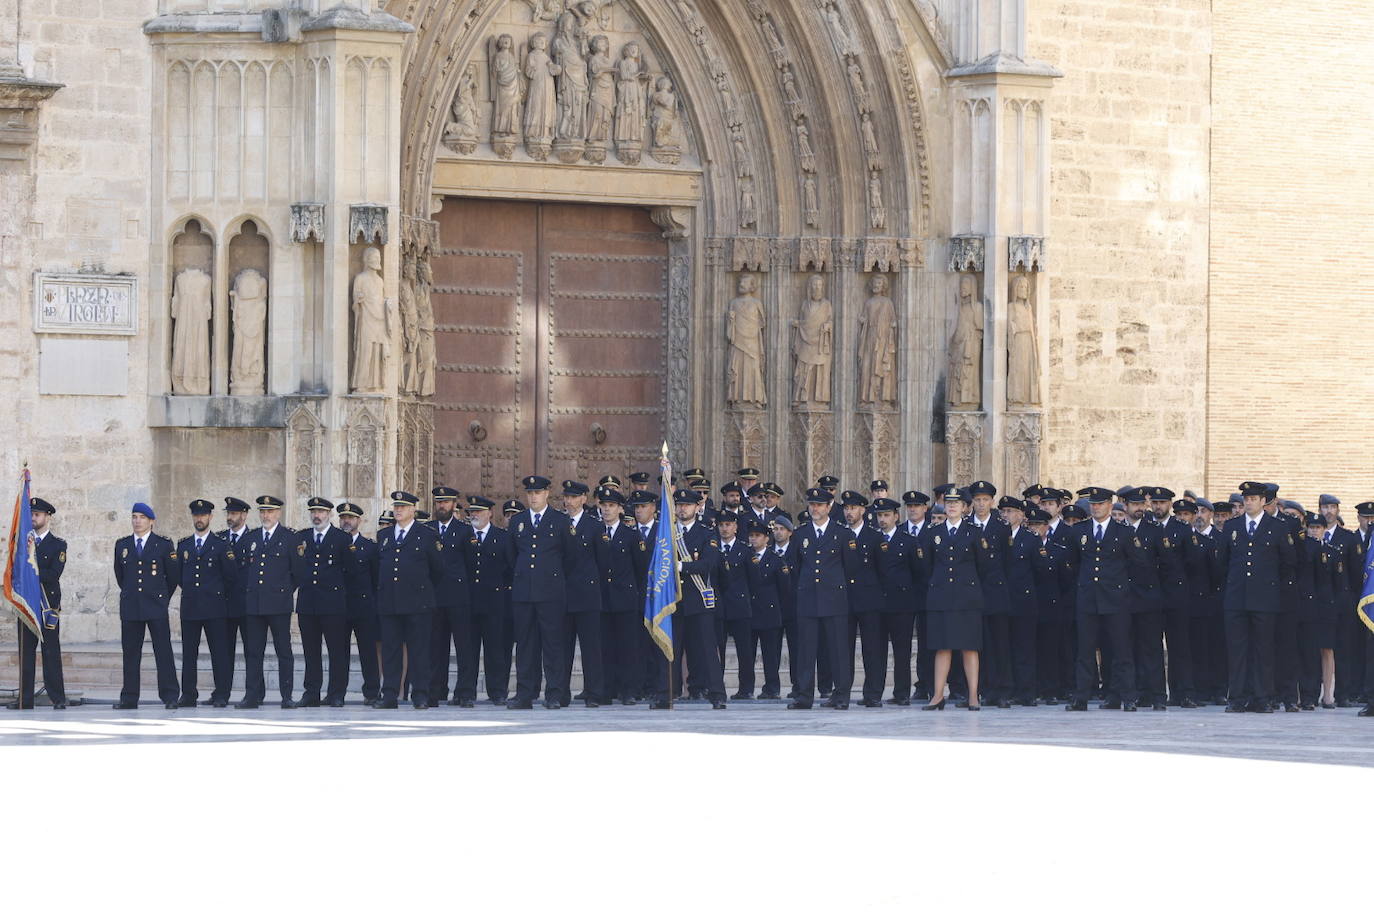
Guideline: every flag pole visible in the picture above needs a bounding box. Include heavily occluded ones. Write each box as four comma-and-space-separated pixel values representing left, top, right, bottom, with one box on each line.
661, 441, 673, 711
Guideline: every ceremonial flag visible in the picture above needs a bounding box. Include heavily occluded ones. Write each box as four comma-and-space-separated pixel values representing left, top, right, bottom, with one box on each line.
643, 447, 678, 660
3, 468, 46, 640
1359, 541, 1374, 635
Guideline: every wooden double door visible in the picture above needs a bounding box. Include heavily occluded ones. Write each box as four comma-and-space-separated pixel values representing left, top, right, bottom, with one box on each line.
430, 198, 669, 497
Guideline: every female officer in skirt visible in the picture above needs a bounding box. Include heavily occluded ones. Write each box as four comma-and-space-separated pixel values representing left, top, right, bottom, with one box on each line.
920, 487, 995, 710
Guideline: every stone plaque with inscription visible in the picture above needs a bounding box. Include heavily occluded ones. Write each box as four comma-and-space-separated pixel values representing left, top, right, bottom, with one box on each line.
33, 271, 139, 336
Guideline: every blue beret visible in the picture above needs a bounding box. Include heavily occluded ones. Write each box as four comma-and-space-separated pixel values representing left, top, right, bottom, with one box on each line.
131, 502, 155, 520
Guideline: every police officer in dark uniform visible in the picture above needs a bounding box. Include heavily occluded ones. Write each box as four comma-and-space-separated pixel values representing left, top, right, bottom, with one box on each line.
9, 496, 67, 710
652, 488, 726, 709
1065, 487, 1137, 711
901, 490, 933, 699
428, 485, 474, 705
176, 499, 239, 707
872, 497, 918, 705
1122, 487, 1167, 710
1001, 497, 1047, 707
295, 497, 352, 707
597, 488, 648, 704
1153, 489, 1198, 707
458, 496, 513, 705
216, 496, 252, 702
864, 480, 890, 528
375, 491, 447, 709
789, 487, 858, 709
337, 502, 381, 706
919, 487, 995, 710
507, 475, 577, 709
558, 480, 607, 708
968, 482, 1012, 707
763, 483, 792, 523
715, 509, 754, 699
1319, 495, 1365, 707
744, 518, 787, 699
236, 495, 299, 710
113, 502, 180, 709
770, 515, 801, 698
839, 491, 885, 706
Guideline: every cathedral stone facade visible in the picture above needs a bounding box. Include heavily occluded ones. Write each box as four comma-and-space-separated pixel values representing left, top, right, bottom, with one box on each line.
1, 0, 1371, 638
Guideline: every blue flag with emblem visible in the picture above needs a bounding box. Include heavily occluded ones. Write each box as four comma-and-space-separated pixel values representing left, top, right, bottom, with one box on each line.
3, 468, 47, 640
643, 448, 678, 661
1359, 541, 1374, 636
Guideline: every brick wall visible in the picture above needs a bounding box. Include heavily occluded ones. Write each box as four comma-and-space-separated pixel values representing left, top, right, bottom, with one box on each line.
1207, 0, 1374, 509
1030, 0, 1213, 493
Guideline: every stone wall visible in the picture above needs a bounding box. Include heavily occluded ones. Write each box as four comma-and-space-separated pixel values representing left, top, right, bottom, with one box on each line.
1, 0, 159, 641
1029, 0, 1212, 491
1207, 0, 1374, 507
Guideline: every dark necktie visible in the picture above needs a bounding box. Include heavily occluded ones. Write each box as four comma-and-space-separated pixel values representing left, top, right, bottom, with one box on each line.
1094, 524, 1103, 543
476, 529, 484, 546
196, 537, 204, 554
136, 537, 144, 557
230, 532, 239, 545
397, 528, 404, 546
1248, 520, 1257, 538
533, 512, 542, 527
315, 531, 323, 546
641, 525, 650, 539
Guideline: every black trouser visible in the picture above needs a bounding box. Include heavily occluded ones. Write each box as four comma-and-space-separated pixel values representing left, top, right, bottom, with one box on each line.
1131, 610, 1166, 705
347, 613, 381, 702
882, 611, 915, 702
1163, 607, 1194, 703
1188, 616, 1217, 700
224, 614, 244, 698
299, 613, 351, 704
1036, 618, 1066, 699
793, 615, 852, 705
726, 618, 755, 694
242, 614, 294, 704
457, 608, 512, 703
651, 619, 686, 702
120, 617, 178, 706
914, 611, 933, 698
681, 612, 725, 702
179, 617, 231, 704
854, 610, 886, 702
752, 626, 783, 696
381, 612, 431, 705
1297, 620, 1325, 705
1272, 610, 1300, 706
1363, 628, 1374, 698
1224, 609, 1277, 708
511, 600, 566, 704
602, 611, 643, 702
816, 621, 833, 696
14, 618, 65, 706
1008, 615, 1038, 703
428, 605, 462, 702
984, 613, 1013, 703
782, 617, 799, 696
559, 611, 604, 703
1336, 600, 1366, 702
1074, 612, 1134, 705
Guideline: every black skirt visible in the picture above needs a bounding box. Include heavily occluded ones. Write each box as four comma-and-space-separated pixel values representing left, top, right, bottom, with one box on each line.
926, 609, 982, 651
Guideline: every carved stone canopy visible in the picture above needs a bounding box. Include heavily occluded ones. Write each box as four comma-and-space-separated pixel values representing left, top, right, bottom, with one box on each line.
949, 235, 985, 273
291, 203, 326, 243
349, 204, 388, 245
1009, 236, 1045, 272
797, 237, 831, 272
731, 237, 768, 272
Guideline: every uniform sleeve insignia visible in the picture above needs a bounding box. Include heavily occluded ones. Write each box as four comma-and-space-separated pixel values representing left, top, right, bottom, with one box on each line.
802, 538, 810, 548
517, 522, 525, 533
1231, 531, 1237, 541
934, 535, 941, 545
297, 543, 306, 556
251, 541, 258, 552
59, 551, 66, 563
348, 544, 356, 552
709, 539, 719, 548
1080, 536, 1087, 546
183, 550, 190, 560
121, 548, 128, 558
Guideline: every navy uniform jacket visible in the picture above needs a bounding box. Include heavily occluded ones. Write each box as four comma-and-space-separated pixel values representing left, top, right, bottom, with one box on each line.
215, 528, 251, 617
1182, 527, 1216, 618
1066, 518, 1132, 615
1031, 538, 1070, 620
875, 528, 920, 615
1215, 513, 1297, 613
464, 524, 514, 614
242, 526, 299, 617
774, 540, 799, 623
675, 520, 720, 617
376, 522, 447, 615
343, 533, 379, 620
114, 532, 179, 621
843, 524, 884, 615
508, 508, 577, 605
295, 526, 351, 616
599, 522, 647, 614
176, 532, 240, 620
1158, 518, 1192, 609
1296, 537, 1341, 620
744, 548, 787, 630
716, 539, 753, 622
1124, 521, 1164, 614
35, 533, 66, 610
566, 512, 607, 615
1327, 526, 1363, 599
1048, 521, 1080, 618
1004, 527, 1049, 616
795, 519, 857, 619
969, 515, 1013, 614
430, 518, 474, 609
921, 521, 994, 613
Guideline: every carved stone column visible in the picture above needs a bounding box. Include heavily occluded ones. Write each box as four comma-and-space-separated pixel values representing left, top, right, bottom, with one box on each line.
1003, 410, 1042, 501
856, 238, 901, 486
284, 396, 327, 529
945, 410, 984, 487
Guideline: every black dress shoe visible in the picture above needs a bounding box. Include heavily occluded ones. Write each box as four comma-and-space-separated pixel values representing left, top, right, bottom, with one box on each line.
177, 698, 197, 708
234, 700, 259, 710
884, 697, 908, 706
757, 692, 780, 700
460, 699, 475, 708
730, 692, 753, 700
786, 700, 812, 710
1224, 703, 1248, 713
542, 699, 560, 709
1100, 700, 1122, 710
1065, 701, 1088, 711
955, 700, 970, 709
1152, 703, 1167, 711
164, 701, 179, 710
113, 701, 138, 710
860, 698, 882, 708
1320, 701, 1336, 710
1020, 698, 1039, 707
1250, 703, 1273, 714
584, 699, 600, 708
413, 701, 429, 710
1180, 698, 1200, 709
1122, 702, 1137, 711
650, 699, 671, 709
1358, 705, 1374, 717
506, 699, 533, 709
375, 698, 399, 709
573, 691, 586, 701
280, 700, 299, 710
211, 699, 228, 708
297, 697, 321, 708
711, 700, 727, 710
996, 700, 1012, 709
1336, 699, 1354, 708
5, 700, 34, 710
619, 696, 638, 706
966, 705, 981, 712
328, 699, 346, 708
51, 701, 67, 710
1284, 702, 1300, 712
921, 699, 946, 711
1300, 703, 1315, 711
830, 701, 850, 710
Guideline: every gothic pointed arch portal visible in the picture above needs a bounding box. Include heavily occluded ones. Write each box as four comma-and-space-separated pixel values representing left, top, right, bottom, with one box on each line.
388, 0, 943, 497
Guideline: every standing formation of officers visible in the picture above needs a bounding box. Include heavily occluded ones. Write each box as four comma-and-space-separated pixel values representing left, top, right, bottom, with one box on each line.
9, 470, 1374, 717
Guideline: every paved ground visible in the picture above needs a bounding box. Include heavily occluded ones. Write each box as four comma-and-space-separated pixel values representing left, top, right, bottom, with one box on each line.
6, 703, 1371, 912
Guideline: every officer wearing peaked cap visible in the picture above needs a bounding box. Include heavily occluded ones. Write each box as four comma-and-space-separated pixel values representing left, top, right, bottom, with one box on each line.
1064, 487, 1138, 711
336, 502, 382, 706
595, 488, 648, 705
428, 485, 475, 706
458, 496, 514, 706
175, 499, 240, 708
295, 497, 353, 708
9, 496, 68, 710
653, 487, 726, 709
1317, 494, 1366, 708
375, 491, 447, 709
216, 496, 253, 698
506, 475, 579, 709
236, 495, 300, 709
557, 479, 607, 708
788, 487, 862, 709
113, 502, 181, 709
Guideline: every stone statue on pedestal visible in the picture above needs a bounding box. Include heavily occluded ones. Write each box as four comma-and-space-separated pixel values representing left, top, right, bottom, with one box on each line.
415, 259, 437, 399
614, 41, 647, 164
351, 246, 390, 393
725, 273, 766, 406
1007, 274, 1041, 406
649, 76, 683, 164
948, 274, 983, 409
857, 273, 897, 405
793, 273, 833, 404
443, 64, 480, 154
398, 256, 419, 395
229, 268, 267, 396
489, 34, 523, 159
523, 33, 560, 160
585, 34, 615, 162
170, 266, 212, 396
